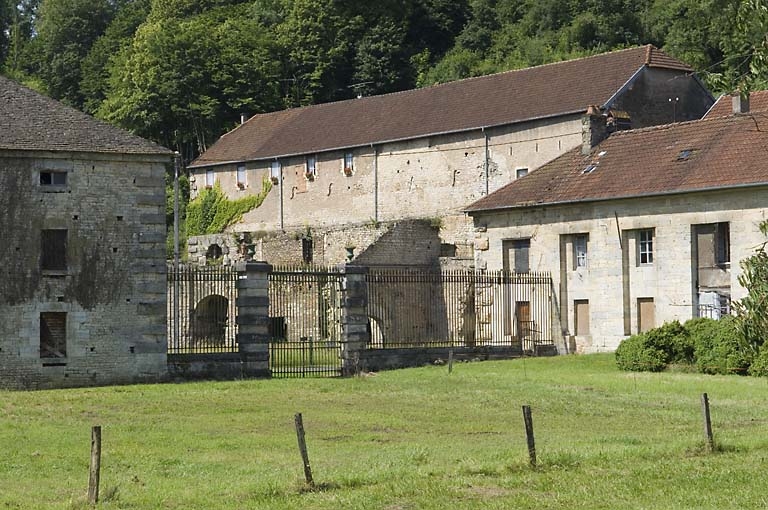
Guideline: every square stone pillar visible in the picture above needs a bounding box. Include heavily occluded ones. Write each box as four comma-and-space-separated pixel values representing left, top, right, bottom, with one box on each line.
236, 262, 272, 378
339, 265, 370, 375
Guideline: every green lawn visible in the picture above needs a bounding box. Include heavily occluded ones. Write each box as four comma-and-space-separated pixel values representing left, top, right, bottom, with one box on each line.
1, 354, 767, 509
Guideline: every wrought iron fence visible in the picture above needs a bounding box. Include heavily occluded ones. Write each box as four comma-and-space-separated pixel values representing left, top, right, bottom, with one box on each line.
167, 264, 239, 354
366, 268, 554, 352
268, 265, 343, 377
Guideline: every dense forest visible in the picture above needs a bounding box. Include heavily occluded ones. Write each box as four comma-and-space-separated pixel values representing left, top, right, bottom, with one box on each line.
1, 0, 767, 160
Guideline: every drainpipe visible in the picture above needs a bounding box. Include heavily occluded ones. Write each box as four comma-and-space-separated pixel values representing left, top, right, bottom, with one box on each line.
482, 127, 489, 195
372, 144, 379, 222
278, 159, 284, 231
172, 151, 181, 349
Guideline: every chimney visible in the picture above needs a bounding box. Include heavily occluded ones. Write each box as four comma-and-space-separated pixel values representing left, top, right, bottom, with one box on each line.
732, 92, 750, 114
240, 113, 248, 125
582, 105, 608, 156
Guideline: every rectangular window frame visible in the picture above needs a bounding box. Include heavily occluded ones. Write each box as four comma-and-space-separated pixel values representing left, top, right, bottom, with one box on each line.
515, 167, 529, 179
638, 229, 654, 265
716, 222, 730, 266
41, 229, 68, 272
40, 312, 67, 359
574, 234, 588, 269
39, 170, 68, 192
205, 169, 215, 188
270, 160, 281, 183
343, 152, 354, 175
306, 155, 317, 180
236, 164, 247, 188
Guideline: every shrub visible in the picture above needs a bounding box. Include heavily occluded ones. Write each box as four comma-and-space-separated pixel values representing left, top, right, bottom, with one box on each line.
615, 333, 667, 372
748, 344, 768, 377
615, 321, 693, 372
691, 316, 752, 375
186, 179, 272, 237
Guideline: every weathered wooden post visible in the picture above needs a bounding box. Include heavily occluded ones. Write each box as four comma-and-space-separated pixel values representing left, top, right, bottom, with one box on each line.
522, 405, 536, 467
87, 425, 102, 504
294, 413, 314, 487
701, 393, 714, 452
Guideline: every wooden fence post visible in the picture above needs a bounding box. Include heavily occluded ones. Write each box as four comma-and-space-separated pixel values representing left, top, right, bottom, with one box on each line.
701, 393, 714, 452
522, 405, 536, 467
87, 425, 102, 504
294, 413, 314, 487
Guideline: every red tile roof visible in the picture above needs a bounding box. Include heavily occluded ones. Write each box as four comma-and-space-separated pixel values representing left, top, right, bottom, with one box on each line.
0, 75, 171, 155
465, 113, 768, 213
705, 90, 768, 118
191, 45, 692, 168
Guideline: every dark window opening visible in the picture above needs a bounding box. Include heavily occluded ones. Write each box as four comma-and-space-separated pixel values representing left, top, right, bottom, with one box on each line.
41, 229, 67, 271
40, 312, 67, 358
512, 239, 530, 273
206, 244, 223, 261
716, 222, 730, 266
440, 243, 457, 257
269, 316, 287, 341
40, 171, 67, 186
302, 238, 313, 263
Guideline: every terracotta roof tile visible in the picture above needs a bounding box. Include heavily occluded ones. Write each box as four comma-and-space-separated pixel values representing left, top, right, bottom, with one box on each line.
705, 90, 768, 118
465, 114, 768, 212
0, 75, 171, 156
192, 45, 691, 168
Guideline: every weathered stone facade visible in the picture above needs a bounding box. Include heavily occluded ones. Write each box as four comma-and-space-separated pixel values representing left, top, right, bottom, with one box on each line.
187, 54, 714, 268
0, 150, 169, 389
471, 188, 768, 353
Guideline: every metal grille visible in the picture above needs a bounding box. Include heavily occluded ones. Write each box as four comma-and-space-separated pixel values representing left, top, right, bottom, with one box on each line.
366, 268, 554, 353
167, 264, 239, 354
269, 266, 343, 377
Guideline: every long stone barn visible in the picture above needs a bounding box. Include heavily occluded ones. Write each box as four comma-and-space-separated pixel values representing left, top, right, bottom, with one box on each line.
0, 75, 172, 389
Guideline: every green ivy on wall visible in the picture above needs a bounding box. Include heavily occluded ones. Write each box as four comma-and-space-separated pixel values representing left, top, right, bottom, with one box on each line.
186, 179, 272, 236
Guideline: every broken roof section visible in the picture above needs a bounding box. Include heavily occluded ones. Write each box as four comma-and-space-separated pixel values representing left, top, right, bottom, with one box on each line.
0, 75, 171, 155
465, 112, 768, 213
191, 45, 696, 168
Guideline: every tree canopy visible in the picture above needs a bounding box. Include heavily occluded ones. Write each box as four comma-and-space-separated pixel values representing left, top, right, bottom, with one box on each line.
2, 0, 767, 158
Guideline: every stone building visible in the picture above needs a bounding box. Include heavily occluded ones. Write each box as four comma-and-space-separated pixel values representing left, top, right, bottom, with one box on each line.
0, 75, 171, 389
465, 94, 768, 353
187, 45, 714, 267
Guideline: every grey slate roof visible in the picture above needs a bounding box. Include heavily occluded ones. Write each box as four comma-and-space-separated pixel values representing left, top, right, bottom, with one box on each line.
0, 74, 171, 156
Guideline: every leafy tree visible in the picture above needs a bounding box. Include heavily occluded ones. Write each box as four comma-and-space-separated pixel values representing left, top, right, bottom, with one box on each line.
733, 221, 768, 349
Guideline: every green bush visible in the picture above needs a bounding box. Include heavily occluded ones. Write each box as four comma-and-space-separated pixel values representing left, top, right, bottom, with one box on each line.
748, 344, 768, 376
691, 316, 752, 375
616, 321, 693, 372
615, 333, 667, 372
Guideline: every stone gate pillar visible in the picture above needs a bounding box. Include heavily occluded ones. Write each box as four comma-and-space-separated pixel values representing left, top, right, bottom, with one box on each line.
236, 262, 272, 378
339, 265, 369, 375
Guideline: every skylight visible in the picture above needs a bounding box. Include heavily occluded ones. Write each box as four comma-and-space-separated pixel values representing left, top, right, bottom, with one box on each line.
677, 149, 693, 161
582, 163, 597, 174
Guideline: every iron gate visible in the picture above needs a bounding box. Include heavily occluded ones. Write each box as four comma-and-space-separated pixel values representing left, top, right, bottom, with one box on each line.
268, 266, 343, 377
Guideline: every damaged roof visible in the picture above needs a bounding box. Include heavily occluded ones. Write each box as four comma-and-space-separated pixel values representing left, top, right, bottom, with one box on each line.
191, 45, 693, 168
0, 75, 171, 156
465, 113, 768, 213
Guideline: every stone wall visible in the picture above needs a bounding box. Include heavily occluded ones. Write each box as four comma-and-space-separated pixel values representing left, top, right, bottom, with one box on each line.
471, 187, 768, 353
0, 150, 168, 389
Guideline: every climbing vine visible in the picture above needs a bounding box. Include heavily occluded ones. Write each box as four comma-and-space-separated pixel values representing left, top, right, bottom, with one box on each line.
186, 179, 272, 236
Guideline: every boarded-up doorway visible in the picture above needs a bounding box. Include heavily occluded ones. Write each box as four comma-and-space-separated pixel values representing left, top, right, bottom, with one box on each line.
574, 300, 590, 335
637, 297, 655, 333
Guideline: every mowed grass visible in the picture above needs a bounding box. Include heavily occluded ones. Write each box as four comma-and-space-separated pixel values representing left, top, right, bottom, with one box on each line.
2, 354, 768, 509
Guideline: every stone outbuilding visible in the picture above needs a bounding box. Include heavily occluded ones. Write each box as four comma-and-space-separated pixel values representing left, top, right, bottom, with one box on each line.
186, 45, 714, 267
465, 93, 768, 353
0, 75, 172, 389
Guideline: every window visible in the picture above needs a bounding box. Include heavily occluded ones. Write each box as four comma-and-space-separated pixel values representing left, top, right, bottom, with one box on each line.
306, 156, 317, 179
503, 239, 530, 273
516, 167, 528, 179
302, 237, 313, 263
638, 229, 654, 265
270, 161, 281, 182
574, 300, 590, 335
40, 171, 67, 187
344, 152, 354, 174
40, 312, 67, 358
236, 164, 247, 188
716, 222, 730, 266
574, 234, 588, 269
205, 169, 215, 188
41, 229, 67, 271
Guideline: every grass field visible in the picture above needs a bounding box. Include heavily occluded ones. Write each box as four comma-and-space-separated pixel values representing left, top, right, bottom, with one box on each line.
1, 354, 768, 509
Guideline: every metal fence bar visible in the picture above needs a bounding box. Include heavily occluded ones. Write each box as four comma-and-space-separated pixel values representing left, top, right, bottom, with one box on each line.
167, 264, 239, 354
